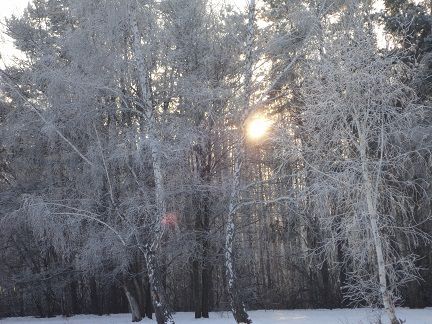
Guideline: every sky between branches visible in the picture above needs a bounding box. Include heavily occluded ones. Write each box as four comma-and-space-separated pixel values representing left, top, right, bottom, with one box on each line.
0, 0, 389, 68
0, 0, 249, 67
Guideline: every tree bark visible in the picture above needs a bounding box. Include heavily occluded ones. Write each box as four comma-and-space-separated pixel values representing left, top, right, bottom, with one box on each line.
225, 147, 252, 324
201, 197, 211, 319
130, 5, 174, 324
224, 1, 255, 322
192, 258, 202, 318
89, 277, 102, 316
145, 276, 154, 319
357, 122, 400, 324
124, 286, 142, 322
142, 249, 174, 324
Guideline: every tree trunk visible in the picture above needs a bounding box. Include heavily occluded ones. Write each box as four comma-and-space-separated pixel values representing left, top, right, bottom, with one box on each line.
192, 208, 210, 319
192, 258, 202, 318
133, 278, 146, 318
70, 280, 78, 315
144, 276, 153, 319
193, 173, 211, 318
224, 0, 256, 322
201, 198, 211, 319
225, 149, 252, 324
142, 249, 174, 324
201, 266, 210, 318
89, 277, 102, 315
130, 6, 174, 324
358, 124, 400, 324
124, 286, 142, 322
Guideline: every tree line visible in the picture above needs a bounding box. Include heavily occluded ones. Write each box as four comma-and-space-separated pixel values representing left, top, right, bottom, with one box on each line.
0, 1, 431, 324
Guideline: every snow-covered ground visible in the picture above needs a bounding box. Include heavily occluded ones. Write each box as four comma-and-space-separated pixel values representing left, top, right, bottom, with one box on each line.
1, 308, 431, 324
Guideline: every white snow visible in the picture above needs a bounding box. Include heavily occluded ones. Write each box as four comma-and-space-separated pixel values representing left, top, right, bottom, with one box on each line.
1, 308, 432, 324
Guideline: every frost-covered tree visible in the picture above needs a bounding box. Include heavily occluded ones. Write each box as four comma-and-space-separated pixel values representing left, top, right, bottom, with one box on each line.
1, 0, 248, 322
293, 3, 431, 323
1, 0, 432, 322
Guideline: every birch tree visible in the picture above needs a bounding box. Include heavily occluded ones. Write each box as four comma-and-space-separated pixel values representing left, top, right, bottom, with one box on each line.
127, 2, 174, 323
224, 1, 256, 323
297, 5, 431, 323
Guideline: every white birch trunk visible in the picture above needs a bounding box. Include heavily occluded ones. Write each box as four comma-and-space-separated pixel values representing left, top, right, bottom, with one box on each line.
225, 145, 252, 324
224, 1, 255, 323
130, 5, 174, 324
357, 120, 400, 324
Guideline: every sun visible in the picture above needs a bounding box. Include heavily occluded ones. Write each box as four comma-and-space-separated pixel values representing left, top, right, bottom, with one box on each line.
246, 116, 271, 141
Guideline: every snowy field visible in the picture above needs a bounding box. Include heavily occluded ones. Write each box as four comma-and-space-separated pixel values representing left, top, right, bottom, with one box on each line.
1, 308, 432, 324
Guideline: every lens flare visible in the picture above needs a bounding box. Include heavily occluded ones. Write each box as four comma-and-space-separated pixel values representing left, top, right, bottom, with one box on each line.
161, 212, 178, 227
247, 116, 271, 141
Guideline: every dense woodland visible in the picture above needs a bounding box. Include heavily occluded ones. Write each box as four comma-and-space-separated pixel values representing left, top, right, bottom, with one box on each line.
0, 0, 432, 323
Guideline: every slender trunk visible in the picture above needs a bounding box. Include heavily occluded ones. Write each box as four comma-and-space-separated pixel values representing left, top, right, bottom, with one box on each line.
364, 186, 400, 324
320, 260, 332, 308
336, 221, 348, 306
142, 249, 174, 324
62, 279, 78, 317
357, 124, 400, 324
201, 194, 211, 319
201, 265, 210, 318
365, 185, 400, 324
192, 257, 202, 318
192, 197, 203, 319
130, 5, 174, 324
89, 277, 101, 315
133, 277, 146, 317
34, 295, 44, 318
194, 192, 211, 319
224, 1, 255, 322
144, 276, 153, 319
225, 147, 252, 324
124, 286, 142, 322
70, 280, 78, 315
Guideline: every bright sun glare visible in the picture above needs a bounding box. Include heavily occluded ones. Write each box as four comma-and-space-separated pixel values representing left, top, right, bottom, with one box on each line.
247, 116, 271, 141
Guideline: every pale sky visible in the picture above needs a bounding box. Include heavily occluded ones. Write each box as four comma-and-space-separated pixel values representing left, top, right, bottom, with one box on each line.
0, 0, 30, 16
0, 0, 30, 66
0, 0, 386, 66
0, 0, 249, 66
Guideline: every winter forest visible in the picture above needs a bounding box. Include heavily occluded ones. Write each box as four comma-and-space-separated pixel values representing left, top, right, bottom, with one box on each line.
0, 0, 432, 323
